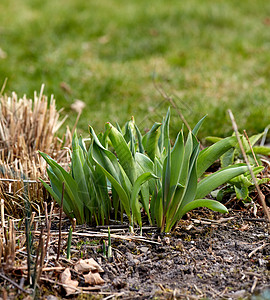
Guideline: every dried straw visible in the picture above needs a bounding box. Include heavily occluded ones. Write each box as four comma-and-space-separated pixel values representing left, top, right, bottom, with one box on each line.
0, 85, 72, 216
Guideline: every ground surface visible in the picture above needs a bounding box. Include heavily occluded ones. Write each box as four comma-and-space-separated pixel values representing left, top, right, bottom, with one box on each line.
3, 208, 270, 299
68, 211, 270, 300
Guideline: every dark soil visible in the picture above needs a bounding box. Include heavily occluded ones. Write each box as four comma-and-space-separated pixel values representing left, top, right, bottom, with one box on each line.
4, 209, 269, 299
85, 211, 270, 300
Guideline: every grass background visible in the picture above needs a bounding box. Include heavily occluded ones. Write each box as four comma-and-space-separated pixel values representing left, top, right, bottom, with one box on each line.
1, 0, 270, 141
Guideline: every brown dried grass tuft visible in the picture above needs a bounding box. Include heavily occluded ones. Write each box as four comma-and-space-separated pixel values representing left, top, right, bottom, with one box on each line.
0, 85, 72, 216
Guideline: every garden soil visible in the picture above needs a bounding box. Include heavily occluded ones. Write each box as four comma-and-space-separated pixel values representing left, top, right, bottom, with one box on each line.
75, 210, 270, 300
5, 208, 269, 300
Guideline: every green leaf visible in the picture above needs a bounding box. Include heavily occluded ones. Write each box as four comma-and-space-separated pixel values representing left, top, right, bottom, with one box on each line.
130, 172, 158, 228
40, 177, 73, 217
106, 122, 136, 184
92, 142, 131, 220
178, 199, 228, 219
89, 127, 132, 219
72, 131, 93, 213
197, 136, 238, 177
135, 152, 154, 173
39, 151, 85, 223
192, 115, 207, 136
229, 174, 252, 188
158, 107, 170, 155
221, 148, 235, 168
196, 164, 249, 199
205, 136, 223, 143
135, 124, 144, 154
170, 131, 185, 189
179, 131, 193, 187
252, 146, 270, 156
248, 132, 264, 147
162, 142, 171, 210
234, 185, 249, 200
166, 143, 200, 231
142, 122, 162, 161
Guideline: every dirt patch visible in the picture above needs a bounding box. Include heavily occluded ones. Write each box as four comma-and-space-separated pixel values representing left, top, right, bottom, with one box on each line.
1, 205, 270, 299
8, 210, 264, 299
96, 212, 270, 299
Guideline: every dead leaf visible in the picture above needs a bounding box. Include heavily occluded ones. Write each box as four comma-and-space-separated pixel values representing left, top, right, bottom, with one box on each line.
74, 258, 104, 273
60, 268, 79, 296
70, 99, 86, 113
239, 224, 249, 231
83, 271, 105, 285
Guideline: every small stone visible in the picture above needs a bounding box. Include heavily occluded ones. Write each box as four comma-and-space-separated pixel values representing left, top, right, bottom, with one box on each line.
133, 259, 140, 265
46, 296, 59, 300
140, 247, 149, 253
231, 290, 246, 298
126, 252, 133, 261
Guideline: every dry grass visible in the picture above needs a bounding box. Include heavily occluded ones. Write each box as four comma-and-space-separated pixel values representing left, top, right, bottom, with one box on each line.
0, 85, 72, 216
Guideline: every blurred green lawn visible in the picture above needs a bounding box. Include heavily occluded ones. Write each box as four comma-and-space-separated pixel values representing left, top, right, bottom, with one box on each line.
1, 0, 270, 140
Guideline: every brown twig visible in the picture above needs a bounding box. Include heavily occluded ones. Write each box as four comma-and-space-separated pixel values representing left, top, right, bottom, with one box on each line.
243, 130, 260, 167
251, 277, 258, 294
57, 182, 65, 261
71, 111, 82, 138
248, 243, 269, 258
44, 201, 54, 260
33, 225, 44, 290
153, 80, 192, 131
228, 109, 270, 232
0, 273, 31, 294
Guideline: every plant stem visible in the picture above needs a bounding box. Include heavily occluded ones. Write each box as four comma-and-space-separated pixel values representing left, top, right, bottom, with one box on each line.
228, 109, 270, 232
57, 182, 65, 261
67, 226, 73, 260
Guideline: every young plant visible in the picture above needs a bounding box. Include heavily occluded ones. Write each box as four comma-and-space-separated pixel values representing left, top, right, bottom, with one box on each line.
214, 166, 270, 203
89, 124, 157, 231
150, 129, 249, 232
39, 131, 111, 225
206, 131, 270, 204
206, 131, 270, 167
67, 226, 73, 260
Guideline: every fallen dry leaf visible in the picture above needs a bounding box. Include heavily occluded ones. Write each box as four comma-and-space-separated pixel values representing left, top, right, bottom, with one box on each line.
239, 224, 249, 231
74, 258, 104, 273
83, 271, 105, 285
60, 268, 79, 296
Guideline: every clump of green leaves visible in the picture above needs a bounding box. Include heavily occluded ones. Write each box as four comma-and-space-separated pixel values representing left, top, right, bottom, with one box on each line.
89, 123, 157, 231
138, 109, 249, 232
206, 132, 270, 204
206, 131, 270, 167
40, 108, 251, 232
214, 167, 269, 203
39, 131, 111, 225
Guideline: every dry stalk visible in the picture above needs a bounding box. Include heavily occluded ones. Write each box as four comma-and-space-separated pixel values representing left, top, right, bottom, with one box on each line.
153, 80, 192, 132
0, 86, 72, 216
228, 109, 270, 232
44, 201, 54, 260
243, 130, 260, 167
57, 182, 65, 261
